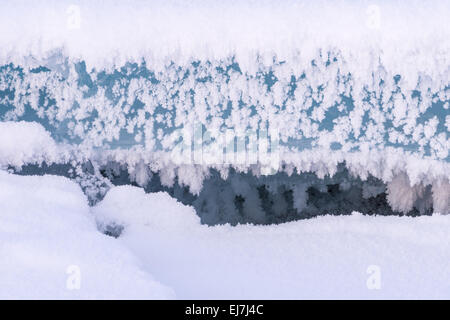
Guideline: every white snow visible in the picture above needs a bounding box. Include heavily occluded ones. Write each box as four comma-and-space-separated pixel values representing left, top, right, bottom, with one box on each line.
0, 0, 448, 299
0, 170, 174, 299
0, 2, 448, 196
1, 170, 449, 299
1, 0, 449, 73
94, 184, 450, 299
0, 121, 69, 169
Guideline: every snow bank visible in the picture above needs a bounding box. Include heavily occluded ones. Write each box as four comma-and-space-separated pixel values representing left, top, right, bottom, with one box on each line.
0, 0, 449, 73
1, 172, 449, 299
93, 184, 450, 299
0, 170, 174, 299
0, 121, 69, 168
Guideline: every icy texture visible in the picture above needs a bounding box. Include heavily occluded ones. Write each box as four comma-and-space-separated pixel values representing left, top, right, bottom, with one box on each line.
1, 169, 449, 299
0, 170, 174, 299
93, 184, 450, 299
0, 1, 449, 213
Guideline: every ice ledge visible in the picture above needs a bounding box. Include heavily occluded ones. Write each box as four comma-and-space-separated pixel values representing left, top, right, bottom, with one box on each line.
0, 1, 449, 73
1, 121, 448, 214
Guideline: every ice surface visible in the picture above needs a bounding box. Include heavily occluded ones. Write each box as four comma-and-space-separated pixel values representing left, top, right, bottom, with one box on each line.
0, 170, 174, 299
0, 1, 449, 203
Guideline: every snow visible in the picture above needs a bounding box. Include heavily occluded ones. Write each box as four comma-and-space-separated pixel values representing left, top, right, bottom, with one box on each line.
0, 170, 174, 299
0, 1, 449, 72
0, 0, 448, 300
1, 2, 449, 156
0, 121, 68, 169
0, 170, 449, 299
0, 2, 448, 198
85, 182, 450, 299
1, 120, 448, 215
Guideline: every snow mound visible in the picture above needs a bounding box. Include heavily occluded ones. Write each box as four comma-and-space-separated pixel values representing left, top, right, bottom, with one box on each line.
0, 121, 66, 168
94, 185, 200, 232
0, 170, 174, 299
93, 185, 450, 299
1, 171, 449, 299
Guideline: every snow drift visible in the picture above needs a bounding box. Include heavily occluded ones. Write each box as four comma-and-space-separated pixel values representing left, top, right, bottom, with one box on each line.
1, 170, 449, 299
0, 170, 174, 299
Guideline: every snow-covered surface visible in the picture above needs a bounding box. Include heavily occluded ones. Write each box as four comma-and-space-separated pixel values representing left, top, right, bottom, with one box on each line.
1, 120, 448, 215
0, 1, 449, 298
94, 186, 450, 299
0, 171, 174, 299
1, 171, 449, 299
1, 0, 449, 71
0, 121, 68, 168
